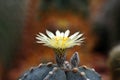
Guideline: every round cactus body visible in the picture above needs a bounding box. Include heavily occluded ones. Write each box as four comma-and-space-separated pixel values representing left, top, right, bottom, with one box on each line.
19, 53, 101, 80
19, 63, 101, 80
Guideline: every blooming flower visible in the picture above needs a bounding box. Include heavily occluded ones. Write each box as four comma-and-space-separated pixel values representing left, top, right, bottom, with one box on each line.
36, 30, 84, 49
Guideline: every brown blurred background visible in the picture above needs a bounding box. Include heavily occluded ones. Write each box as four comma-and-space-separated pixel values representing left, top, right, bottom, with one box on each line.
1, 0, 120, 80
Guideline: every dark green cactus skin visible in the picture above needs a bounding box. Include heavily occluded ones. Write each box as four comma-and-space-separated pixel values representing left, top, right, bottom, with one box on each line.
19, 52, 101, 80
18, 63, 101, 80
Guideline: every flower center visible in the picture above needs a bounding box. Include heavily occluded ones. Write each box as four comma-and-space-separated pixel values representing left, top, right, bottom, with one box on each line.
50, 36, 69, 49
55, 36, 69, 41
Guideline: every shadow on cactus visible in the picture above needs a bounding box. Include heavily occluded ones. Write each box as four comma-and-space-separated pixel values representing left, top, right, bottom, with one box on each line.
18, 30, 101, 80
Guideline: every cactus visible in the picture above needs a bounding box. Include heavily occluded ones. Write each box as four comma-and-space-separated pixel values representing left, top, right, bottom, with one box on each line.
18, 30, 101, 80
108, 45, 120, 80
18, 52, 101, 80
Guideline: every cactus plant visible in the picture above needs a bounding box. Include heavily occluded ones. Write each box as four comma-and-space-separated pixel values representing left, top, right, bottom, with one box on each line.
18, 30, 101, 80
108, 45, 120, 80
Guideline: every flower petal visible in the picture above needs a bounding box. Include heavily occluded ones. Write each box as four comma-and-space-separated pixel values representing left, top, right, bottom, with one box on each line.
75, 37, 85, 42
60, 32, 64, 37
39, 32, 49, 39
69, 32, 79, 39
46, 30, 55, 38
72, 33, 84, 41
64, 30, 70, 37
56, 30, 61, 36
36, 41, 46, 43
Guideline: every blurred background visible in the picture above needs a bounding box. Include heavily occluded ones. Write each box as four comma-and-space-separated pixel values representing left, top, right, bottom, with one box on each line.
0, 0, 120, 80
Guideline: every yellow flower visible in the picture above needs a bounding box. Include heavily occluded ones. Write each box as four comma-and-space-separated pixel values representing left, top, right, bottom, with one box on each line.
36, 30, 84, 49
